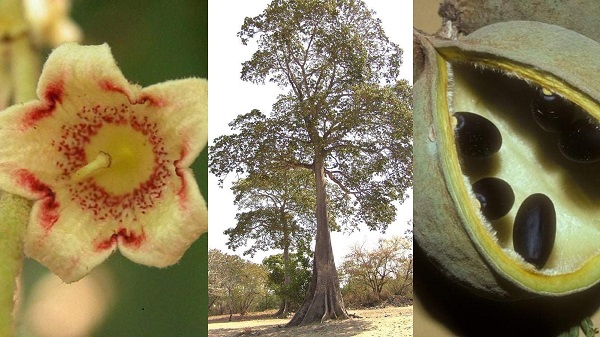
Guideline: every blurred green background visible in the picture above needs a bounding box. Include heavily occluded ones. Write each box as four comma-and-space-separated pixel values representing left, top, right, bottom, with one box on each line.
16, 0, 208, 336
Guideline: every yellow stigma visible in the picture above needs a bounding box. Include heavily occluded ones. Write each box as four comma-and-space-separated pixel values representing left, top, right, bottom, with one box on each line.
71, 125, 155, 194
72, 151, 112, 183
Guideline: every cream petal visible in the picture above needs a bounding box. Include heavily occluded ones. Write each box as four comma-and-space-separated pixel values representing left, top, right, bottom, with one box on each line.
36, 43, 136, 120
0, 44, 141, 200
0, 103, 62, 200
23, 193, 118, 283
118, 168, 207, 267
139, 78, 208, 168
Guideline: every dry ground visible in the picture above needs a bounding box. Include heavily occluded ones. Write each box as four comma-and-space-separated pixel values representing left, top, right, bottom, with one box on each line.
208, 305, 413, 337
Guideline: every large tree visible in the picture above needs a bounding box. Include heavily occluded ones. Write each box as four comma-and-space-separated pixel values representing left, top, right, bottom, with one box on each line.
210, 0, 412, 326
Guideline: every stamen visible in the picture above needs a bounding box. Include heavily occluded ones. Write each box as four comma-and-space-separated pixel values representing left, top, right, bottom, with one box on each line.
72, 152, 112, 182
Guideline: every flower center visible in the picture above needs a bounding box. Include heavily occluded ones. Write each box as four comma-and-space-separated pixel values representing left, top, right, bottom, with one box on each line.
72, 125, 156, 195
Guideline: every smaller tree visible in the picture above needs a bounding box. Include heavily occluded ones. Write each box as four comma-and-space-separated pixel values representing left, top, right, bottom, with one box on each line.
389, 229, 413, 298
208, 249, 228, 310
235, 262, 270, 315
208, 249, 245, 320
263, 251, 312, 317
208, 249, 270, 319
341, 234, 412, 306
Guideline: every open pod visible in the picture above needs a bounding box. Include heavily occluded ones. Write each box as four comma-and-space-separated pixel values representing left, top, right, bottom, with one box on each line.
414, 21, 600, 299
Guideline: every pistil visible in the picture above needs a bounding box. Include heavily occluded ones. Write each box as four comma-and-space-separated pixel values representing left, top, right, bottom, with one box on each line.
72, 151, 111, 182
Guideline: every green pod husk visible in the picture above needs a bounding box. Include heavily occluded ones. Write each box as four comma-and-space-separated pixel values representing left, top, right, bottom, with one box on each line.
414, 21, 600, 299
439, 0, 600, 42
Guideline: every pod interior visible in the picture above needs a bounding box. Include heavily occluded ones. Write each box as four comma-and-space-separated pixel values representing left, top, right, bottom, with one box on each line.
441, 58, 600, 292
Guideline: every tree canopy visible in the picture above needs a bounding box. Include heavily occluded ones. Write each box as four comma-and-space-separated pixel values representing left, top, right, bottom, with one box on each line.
211, 0, 412, 233
225, 168, 315, 257
341, 232, 413, 303
208, 249, 269, 319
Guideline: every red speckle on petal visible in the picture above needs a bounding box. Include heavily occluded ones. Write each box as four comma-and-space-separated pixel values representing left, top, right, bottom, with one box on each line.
44, 81, 64, 105
16, 169, 60, 230
54, 102, 172, 222
95, 228, 145, 251
96, 234, 117, 251
119, 228, 146, 248
98, 79, 131, 99
16, 169, 52, 197
175, 168, 188, 205
138, 93, 166, 107
99, 79, 118, 91
22, 105, 55, 130
39, 197, 60, 230
22, 80, 64, 129
174, 146, 189, 205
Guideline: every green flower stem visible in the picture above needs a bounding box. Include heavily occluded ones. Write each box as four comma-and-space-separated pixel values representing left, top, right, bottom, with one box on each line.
0, 0, 28, 38
0, 1, 38, 335
0, 43, 11, 110
0, 193, 31, 337
10, 34, 40, 104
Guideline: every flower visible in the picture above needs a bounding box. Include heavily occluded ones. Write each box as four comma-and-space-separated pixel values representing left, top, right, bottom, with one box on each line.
0, 43, 208, 282
24, 0, 82, 46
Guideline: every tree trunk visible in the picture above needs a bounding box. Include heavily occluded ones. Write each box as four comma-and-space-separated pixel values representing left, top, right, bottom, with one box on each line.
275, 300, 289, 318
275, 208, 291, 318
275, 229, 291, 318
228, 289, 233, 322
287, 158, 349, 326
398, 259, 413, 296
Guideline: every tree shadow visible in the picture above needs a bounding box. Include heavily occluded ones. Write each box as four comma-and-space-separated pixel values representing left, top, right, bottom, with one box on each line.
209, 313, 406, 337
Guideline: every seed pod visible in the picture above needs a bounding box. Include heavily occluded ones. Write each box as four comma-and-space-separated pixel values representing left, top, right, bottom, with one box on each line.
531, 88, 574, 133
472, 177, 514, 221
414, 21, 600, 299
513, 194, 556, 269
454, 112, 502, 157
558, 119, 600, 163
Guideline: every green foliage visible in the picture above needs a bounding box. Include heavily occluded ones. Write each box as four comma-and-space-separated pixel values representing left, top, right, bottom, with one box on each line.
262, 251, 312, 309
238, 0, 401, 86
225, 169, 316, 256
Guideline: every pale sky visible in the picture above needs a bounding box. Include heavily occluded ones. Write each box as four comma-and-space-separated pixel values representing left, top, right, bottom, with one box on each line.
207, 1, 413, 264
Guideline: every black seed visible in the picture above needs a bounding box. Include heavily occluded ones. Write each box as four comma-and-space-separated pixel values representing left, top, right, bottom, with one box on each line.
558, 119, 600, 163
531, 87, 574, 133
454, 112, 502, 157
513, 193, 556, 269
472, 177, 515, 221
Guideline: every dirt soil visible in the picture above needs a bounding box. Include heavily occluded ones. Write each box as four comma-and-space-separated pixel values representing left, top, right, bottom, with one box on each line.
208, 305, 413, 337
